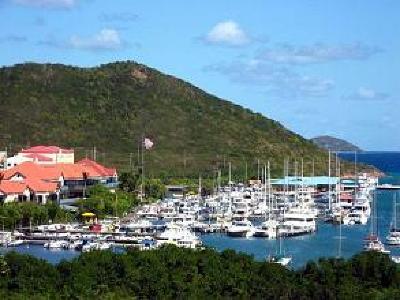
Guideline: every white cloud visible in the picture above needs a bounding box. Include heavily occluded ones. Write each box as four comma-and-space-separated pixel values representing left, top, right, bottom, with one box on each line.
13, 0, 76, 9
257, 43, 381, 65
346, 87, 389, 101
69, 29, 123, 51
205, 20, 250, 47
205, 60, 334, 98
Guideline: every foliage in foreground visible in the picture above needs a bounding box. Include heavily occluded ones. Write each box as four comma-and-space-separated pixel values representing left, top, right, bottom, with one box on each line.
76, 185, 138, 218
0, 202, 74, 229
0, 246, 400, 299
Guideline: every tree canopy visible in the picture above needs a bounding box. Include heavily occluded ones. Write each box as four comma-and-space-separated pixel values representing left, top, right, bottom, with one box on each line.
0, 246, 399, 299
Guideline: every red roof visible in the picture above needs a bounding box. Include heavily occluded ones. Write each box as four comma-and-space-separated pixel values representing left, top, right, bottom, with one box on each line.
1, 160, 116, 182
20, 145, 74, 154
77, 159, 116, 177
0, 181, 27, 194
0, 179, 58, 194
25, 179, 58, 193
1, 162, 61, 181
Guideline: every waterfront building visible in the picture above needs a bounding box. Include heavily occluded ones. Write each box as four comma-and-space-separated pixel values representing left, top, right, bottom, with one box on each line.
5, 145, 75, 169
0, 179, 59, 204
0, 157, 117, 202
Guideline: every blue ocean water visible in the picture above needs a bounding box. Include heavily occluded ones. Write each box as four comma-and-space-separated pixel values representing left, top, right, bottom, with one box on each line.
1, 152, 399, 268
339, 151, 400, 176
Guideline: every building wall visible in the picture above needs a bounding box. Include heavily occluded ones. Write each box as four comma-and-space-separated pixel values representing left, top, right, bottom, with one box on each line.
5, 151, 74, 169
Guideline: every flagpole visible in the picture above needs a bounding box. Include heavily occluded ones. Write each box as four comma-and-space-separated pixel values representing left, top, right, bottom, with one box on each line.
141, 134, 144, 202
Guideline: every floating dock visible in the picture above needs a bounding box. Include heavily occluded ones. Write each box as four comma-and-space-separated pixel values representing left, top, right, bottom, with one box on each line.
376, 184, 400, 190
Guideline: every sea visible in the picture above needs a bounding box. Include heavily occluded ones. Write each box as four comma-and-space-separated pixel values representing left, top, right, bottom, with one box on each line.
1, 152, 400, 269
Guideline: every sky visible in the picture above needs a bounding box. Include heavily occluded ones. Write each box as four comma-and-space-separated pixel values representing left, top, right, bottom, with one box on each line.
0, 0, 399, 150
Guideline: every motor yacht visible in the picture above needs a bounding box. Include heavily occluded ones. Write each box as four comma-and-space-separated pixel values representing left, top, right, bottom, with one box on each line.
226, 220, 255, 237
157, 223, 201, 249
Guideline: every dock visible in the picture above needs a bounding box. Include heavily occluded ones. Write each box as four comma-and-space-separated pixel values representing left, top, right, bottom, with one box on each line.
376, 184, 400, 190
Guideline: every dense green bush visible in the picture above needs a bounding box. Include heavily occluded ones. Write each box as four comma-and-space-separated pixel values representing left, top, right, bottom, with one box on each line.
0, 246, 399, 299
0, 202, 74, 229
76, 185, 137, 218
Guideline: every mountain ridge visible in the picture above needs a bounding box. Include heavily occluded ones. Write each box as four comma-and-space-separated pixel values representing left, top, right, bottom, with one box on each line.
312, 135, 362, 152
0, 61, 370, 177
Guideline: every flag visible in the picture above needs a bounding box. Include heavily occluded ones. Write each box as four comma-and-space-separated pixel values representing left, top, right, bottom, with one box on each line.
143, 138, 154, 150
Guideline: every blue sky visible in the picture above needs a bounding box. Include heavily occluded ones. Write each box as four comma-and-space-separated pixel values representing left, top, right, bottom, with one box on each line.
0, 0, 399, 150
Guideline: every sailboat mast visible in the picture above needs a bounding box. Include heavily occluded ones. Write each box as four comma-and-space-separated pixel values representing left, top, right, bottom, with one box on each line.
301, 158, 304, 207
264, 164, 267, 209
295, 161, 298, 203
338, 157, 342, 258
328, 150, 331, 211
268, 161, 271, 218
393, 193, 397, 229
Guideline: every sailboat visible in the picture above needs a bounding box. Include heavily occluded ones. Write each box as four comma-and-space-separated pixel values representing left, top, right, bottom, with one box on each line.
266, 228, 292, 266
386, 193, 400, 245
363, 191, 390, 254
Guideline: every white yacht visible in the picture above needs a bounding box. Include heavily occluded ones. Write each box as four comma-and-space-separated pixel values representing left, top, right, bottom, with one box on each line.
386, 229, 400, 246
364, 234, 390, 254
254, 219, 278, 239
44, 240, 69, 249
342, 211, 368, 225
7, 239, 24, 247
157, 223, 201, 249
227, 220, 255, 237
279, 211, 316, 236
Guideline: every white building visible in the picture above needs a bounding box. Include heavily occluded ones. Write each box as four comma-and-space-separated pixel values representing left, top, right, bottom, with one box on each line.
5, 145, 74, 169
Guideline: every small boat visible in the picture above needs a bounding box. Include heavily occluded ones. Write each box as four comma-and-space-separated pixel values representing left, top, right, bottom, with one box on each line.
391, 256, 400, 264
342, 211, 368, 225
363, 234, 390, 254
386, 195, 400, 245
386, 228, 400, 246
7, 239, 24, 247
64, 240, 83, 250
267, 233, 291, 267
363, 192, 389, 254
44, 240, 69, 249
97, 242, 113, 250
267, 254, 292, 267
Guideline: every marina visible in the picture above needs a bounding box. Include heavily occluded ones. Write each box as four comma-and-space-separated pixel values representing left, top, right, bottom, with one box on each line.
1, 164, 400, 268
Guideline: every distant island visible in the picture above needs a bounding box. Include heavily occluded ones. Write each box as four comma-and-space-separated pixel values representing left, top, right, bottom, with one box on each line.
311, 135, 362, 152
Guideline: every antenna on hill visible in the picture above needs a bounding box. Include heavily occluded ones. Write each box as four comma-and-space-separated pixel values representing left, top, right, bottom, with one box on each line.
93, 146, 97, 161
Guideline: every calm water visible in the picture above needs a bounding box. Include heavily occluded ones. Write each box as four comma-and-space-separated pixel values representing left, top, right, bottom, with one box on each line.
202, 189, 400, 269
339, 151, 400, 175
1, 152, 399, 268
0, 244, 79, 264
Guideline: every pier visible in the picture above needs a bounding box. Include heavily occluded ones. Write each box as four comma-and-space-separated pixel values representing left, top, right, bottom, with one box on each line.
376, 184, 400, 190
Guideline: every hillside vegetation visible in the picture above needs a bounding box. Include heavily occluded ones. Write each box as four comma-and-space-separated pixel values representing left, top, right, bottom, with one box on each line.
0, 61, 364, 178
312, 135, 362, 152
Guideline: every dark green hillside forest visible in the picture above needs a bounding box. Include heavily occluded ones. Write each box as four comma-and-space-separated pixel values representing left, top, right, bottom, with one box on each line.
0, 62, 371, 178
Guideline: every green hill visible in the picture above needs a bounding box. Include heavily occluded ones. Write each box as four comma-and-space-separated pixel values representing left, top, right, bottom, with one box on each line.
0, 61, 365, 178
312, 135, 362, 152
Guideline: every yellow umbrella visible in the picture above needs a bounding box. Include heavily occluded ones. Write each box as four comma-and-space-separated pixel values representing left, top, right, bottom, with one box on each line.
82, 212, 96, 217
